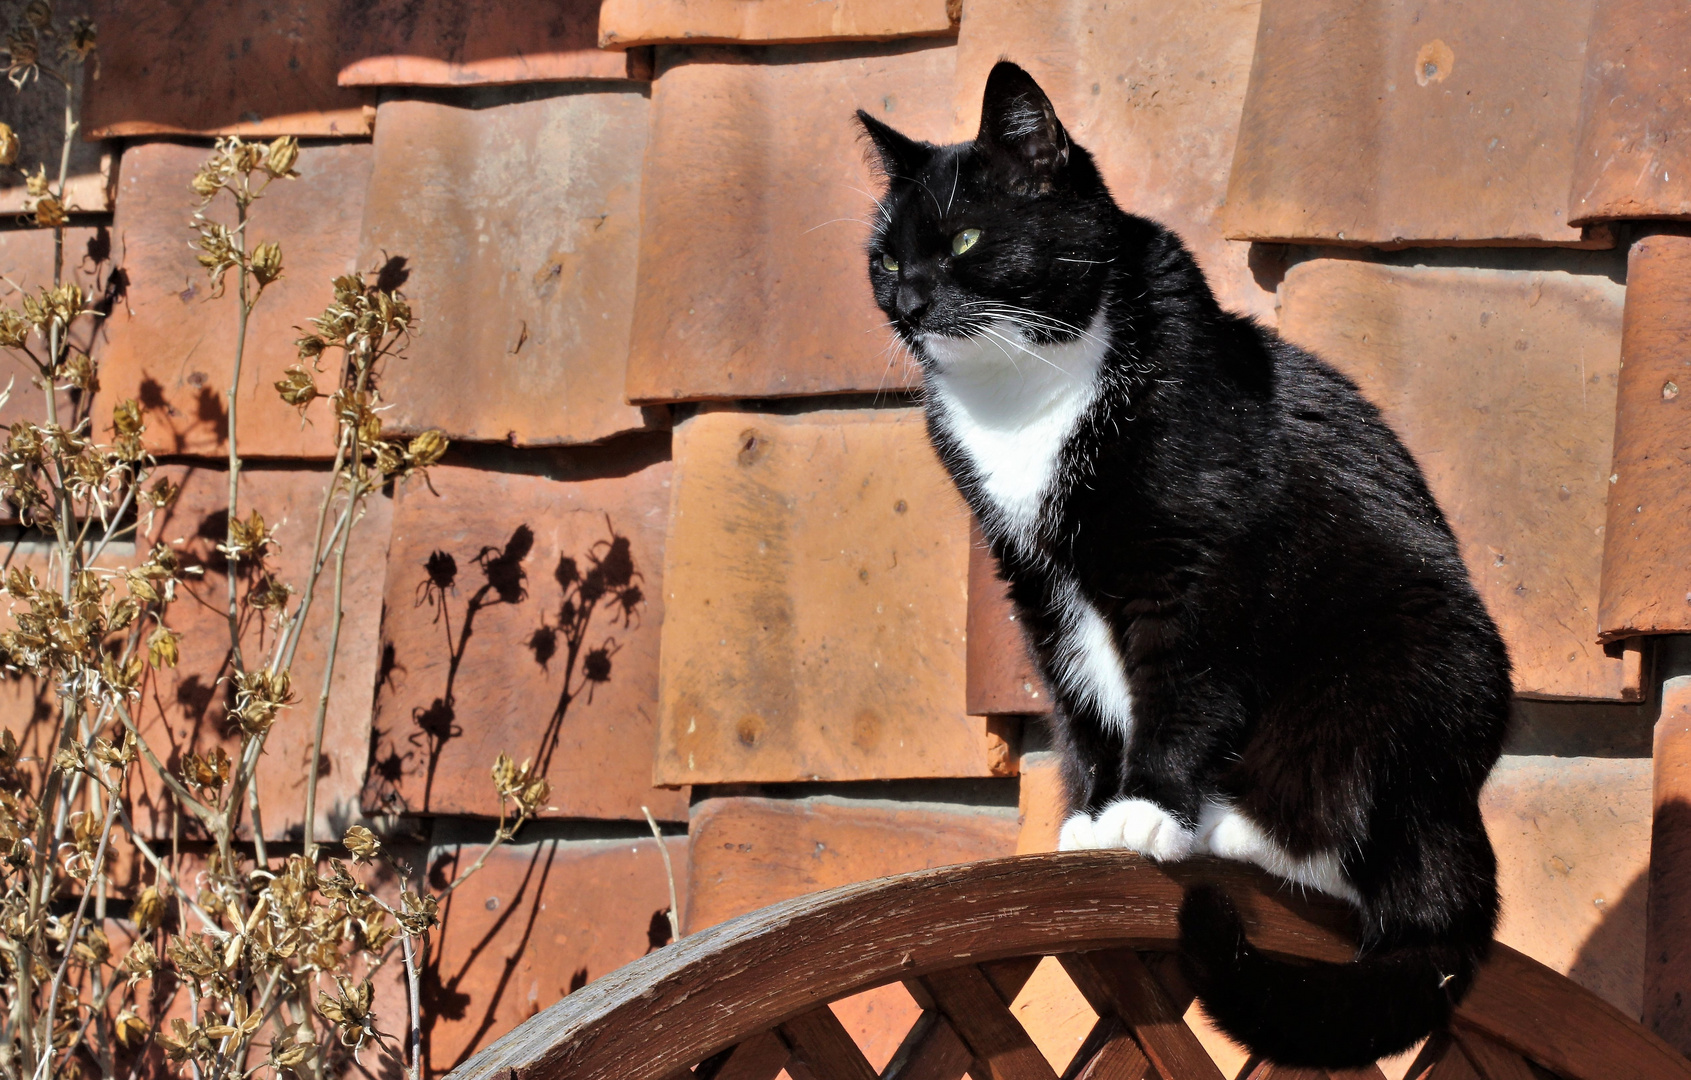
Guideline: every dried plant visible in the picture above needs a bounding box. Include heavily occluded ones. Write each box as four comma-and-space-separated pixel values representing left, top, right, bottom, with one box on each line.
0, 6, 532, 1080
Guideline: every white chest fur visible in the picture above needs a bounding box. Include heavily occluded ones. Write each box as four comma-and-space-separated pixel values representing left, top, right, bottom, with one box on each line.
922, 313, 1132, 739
922, 312, 1111, 540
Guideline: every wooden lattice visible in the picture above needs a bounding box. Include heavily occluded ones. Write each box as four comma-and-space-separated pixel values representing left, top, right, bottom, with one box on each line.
444, 852, 1691, 1080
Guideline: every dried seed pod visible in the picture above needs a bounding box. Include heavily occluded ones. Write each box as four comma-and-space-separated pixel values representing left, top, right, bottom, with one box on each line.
0, 123, 16, 167
251, 240, 283, 287
407, 429, 448, 468
264, 135, 299, 179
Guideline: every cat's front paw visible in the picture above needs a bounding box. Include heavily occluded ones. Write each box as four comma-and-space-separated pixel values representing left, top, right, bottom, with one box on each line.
1093, 797, 1199, 861
1058, 811, 1102, 851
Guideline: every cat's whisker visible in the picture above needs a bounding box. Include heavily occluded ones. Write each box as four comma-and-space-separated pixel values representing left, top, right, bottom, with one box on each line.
803, 216, 876, 235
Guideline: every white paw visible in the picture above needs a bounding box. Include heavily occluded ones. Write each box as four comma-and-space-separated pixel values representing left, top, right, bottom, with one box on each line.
1202, 802, 1361, 904
1204, 804, 1266, 862
1093, 797, 1199, 861
1058, 811, 1101, 851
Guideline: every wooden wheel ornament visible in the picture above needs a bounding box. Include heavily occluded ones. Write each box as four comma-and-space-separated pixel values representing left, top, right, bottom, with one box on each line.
445, 851, 1691, 1080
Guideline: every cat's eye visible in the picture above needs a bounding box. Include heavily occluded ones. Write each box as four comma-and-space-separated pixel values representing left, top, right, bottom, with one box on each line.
880, 253, 899, 272
952, 228, 982, 255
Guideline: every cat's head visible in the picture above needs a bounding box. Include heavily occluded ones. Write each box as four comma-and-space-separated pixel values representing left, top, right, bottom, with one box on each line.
859, 61, 1116, 367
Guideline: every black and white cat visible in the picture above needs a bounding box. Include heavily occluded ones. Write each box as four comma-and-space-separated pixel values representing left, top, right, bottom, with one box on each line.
859, 62, 1512, 1068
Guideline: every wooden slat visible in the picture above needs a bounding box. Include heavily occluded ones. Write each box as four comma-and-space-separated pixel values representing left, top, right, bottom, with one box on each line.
893, 958, 1047, 1080
1456, 945, 1691, 1080
1242, 1062, 1387, 1080
1450, 1029, 1536, 1080
980, 958, 1045, 1006
1060, 950, 1225, 1080
884, 1009, 979, 1080
920, 966, 1059, 1080
1062, 1018, 1150, 1080
781, 1006, 879, 1080
1419, 1042, 1483, 1080
696, 1031, 790, 1080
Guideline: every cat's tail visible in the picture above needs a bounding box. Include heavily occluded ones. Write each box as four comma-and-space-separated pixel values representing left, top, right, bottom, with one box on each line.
1177, 884, 1487, 1069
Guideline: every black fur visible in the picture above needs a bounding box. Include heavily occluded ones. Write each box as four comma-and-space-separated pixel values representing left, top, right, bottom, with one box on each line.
858, 62, 1510, 1068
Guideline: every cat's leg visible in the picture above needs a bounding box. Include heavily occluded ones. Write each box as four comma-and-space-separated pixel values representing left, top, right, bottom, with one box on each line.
1091, 662, 1244, 861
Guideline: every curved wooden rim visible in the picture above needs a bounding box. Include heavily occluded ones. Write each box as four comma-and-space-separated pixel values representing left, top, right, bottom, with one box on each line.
444, 851, 1691, 1080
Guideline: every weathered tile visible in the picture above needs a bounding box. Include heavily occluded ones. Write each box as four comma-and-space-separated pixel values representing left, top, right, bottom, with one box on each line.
84, 0, 373, 137
1224, 0, 1600, 246
0, 61, 111, 213
1599, 232, 1691, 640
599, 0, 957, 48
424, 829, 688, 1073
356, 87, 657, 447
624, 42, 953, 402
95, 141, 372, 459
363, 446, 687, 822
1015, 751, 1064, 854
1278, 257, 1633, 700
121, 464, 391, 842
0, 225, 116, 478
967, 521, 1050, 716
1647, 675, 1691, 1054
655, 406, 994, 784
1482, 754, 1651, 1018
1568, 0, 1691, 223
336, 0, 643, 86
951, 0, 1274, 321
683, 795, 1017, 931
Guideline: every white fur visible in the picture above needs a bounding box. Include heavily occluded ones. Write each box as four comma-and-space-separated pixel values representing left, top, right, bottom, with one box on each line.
1198, 800, 1359, 903
1059, 798, 1198, 861
1059, 799, 1359, 904
922, 313, 1132, 737
921, 312, 1110, 540
1049, 578, 1135, 740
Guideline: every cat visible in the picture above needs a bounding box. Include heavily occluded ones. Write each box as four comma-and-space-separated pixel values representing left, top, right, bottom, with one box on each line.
858, 61, 1512, 1069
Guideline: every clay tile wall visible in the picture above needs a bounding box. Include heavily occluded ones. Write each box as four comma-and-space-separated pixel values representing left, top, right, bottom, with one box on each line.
7, 0, 1690, 1072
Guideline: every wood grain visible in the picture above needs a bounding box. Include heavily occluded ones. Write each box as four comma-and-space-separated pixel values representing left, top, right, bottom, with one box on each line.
1059, 950, 1225, 1080
1456, 946, 1691, 1079
883, 1010, 977, 1080
920, 965, 1058, 1080
1450, 1028, 1535, 1080
1063, 1018, 1150, 1080
696, 1031, 788, 1080
440, 851, 1687, 1080
781, 1006, 880, 1080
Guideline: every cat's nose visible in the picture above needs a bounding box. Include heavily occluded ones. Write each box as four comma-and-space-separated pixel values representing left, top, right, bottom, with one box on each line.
896, 283, 932, 327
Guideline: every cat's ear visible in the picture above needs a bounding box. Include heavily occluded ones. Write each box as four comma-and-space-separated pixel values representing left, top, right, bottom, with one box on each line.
857, 110, 931, 181
976, 60, 1069, 188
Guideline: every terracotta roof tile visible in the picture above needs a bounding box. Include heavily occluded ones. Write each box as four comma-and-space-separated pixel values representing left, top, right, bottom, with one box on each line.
1569, 0, 1691, 223
599, 0, 957, 48
0, 225, 113, 470
336, 0, 645, 86
424, 832, 689, 1073
683, 794, 1017, 931
953, 0, 1275, 320
364, 448, 686, 822
122, 464, 390, 842
96, 140, 372, 459
1280, 256, 1633, 700
1224, 0, 1602, 246
625, 42, 955, 401
967, 519, 1049, 716
357, 87, 659, 447
85, 0, 373, 137
1599, 231, 1691, 639
655, 406, 997, 783
0, 68, 110, 212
